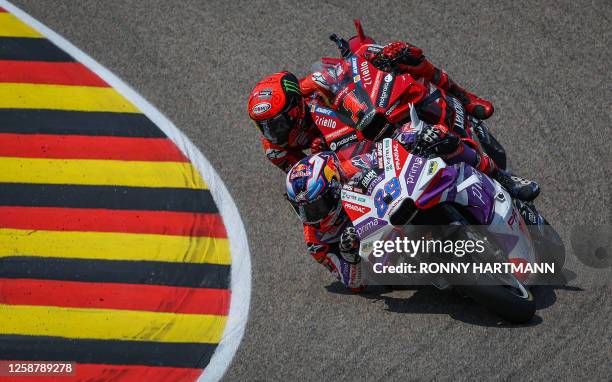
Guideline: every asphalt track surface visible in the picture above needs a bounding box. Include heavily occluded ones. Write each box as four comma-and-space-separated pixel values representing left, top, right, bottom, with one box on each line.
14, 1, 611, 381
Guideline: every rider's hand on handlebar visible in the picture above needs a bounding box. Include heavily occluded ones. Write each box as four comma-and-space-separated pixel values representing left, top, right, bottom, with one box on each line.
339, 227, 360, 264
414, 124, 460, 156
380, 41, 424, 66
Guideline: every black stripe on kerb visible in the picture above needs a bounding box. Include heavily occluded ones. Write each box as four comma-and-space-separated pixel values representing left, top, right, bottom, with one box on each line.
0, 334, 217, 368
0, 183, 218, 213
0, 109, 166, 137
0, 37, 74, 62
0, 257, 231, 289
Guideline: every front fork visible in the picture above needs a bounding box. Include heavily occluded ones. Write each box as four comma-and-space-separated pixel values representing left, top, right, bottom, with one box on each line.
514, 199, 545, 226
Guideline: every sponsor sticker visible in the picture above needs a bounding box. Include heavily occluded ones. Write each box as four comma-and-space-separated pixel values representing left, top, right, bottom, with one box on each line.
351, 56, 359, 75
450, 97, 465, 132
383, 139, 394, 173
366, 45, 383, 54
257, 89, 272, 99
252, 102, 271, 115
404, 156, 425, 195
359, 61, 372, 86
355, 217, 384, 238
342, 185, 365, 194
393, 143, 402, 172
377, 74, 394, 108
314, 115, 337, 129
311, 72, 329, 89
427, 161, 438, 175
330, 133, 357, 151
314, 106, 335, 116
360, 169, 379, 189
344, 202, 367, 214
325, 126, 351, 140
290, 163, 312, 179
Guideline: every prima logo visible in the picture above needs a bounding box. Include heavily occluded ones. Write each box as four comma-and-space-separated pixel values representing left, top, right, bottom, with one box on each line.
357, 218, 380, 237
406, 157, 424, 185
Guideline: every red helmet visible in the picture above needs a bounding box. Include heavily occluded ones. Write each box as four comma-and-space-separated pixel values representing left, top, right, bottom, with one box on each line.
248, 71, 305, 147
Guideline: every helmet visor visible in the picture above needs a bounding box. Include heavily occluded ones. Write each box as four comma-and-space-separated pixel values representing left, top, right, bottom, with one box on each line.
255, 113, 293, 146
255, 97, 303, 147
289, 186, 340, 225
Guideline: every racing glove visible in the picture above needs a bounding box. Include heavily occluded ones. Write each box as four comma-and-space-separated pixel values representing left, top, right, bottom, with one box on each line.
371, 41, 425, 72
339, 226, 360, 263
414, 124, 460, 156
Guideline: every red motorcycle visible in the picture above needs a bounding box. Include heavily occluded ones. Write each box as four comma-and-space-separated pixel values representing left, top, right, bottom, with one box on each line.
311, 21, 507, 170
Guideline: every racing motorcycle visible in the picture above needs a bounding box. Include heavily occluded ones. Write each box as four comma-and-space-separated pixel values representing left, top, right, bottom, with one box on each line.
336, 106, 565, 324
311, 22, 507, 170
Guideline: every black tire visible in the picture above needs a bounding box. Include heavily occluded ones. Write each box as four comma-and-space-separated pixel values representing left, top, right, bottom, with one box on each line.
482, 132, 507, 170
533, 218, 566, 284
457, 282, 536, 324
449, 220, 536, 323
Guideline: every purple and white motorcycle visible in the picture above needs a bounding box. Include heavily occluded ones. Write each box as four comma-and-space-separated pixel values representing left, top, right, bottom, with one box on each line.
338, 107, 565, 323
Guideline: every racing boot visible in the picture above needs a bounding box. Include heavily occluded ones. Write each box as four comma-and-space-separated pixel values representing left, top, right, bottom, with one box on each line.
474, 150, 539, 201
378, 42, 495, 120
492, 168, 540, 202
431, 68, 494, 120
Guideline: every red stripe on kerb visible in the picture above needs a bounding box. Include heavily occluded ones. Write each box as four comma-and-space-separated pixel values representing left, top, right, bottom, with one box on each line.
0, 279, 231, 316
0, 134, 189, 161
0, 7, 6, 12
0, 363, 203, 382
0, 206, 228, 237
0, 61, 109, 86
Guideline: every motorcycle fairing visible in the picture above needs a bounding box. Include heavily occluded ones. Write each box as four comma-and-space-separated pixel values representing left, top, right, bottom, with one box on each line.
340, 139, 536, 266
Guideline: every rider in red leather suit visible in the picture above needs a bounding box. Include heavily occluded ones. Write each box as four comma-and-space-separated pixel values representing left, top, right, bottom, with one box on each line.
248, 35, 493, 172
248, 30, 539, 197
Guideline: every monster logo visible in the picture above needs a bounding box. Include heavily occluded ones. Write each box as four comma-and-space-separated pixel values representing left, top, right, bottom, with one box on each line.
282, 79, 301, 94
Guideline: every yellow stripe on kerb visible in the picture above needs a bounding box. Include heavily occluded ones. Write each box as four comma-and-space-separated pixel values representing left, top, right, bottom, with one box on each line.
0, 12, 42, 38
0, 157, 207, 189
0, 228, 231, 265
0, 304, 227, 343
0, 83, 139, 113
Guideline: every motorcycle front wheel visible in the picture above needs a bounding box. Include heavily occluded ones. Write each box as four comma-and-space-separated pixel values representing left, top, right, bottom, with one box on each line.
451, 223, 536, 324
457, 279, 535, 324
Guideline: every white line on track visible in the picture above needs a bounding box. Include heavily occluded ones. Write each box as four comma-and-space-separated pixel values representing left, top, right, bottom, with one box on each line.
0, 1, 252, 380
